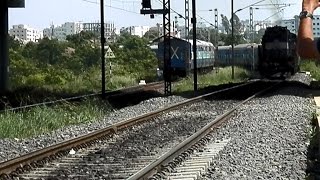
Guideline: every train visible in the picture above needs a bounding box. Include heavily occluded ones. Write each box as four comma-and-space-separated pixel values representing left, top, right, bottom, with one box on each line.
155, 25, 300, 79
156, 37, 215, 77
258, 26, 300, 77
215, 43, 259, 71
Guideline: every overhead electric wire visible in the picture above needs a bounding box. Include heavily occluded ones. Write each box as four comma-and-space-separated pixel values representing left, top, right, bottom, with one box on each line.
154, 0, 215, 27
197, 14, 214, 26
154, 0, 185, 19
81, 0, 140, 14
262, 8, 284, 21
235, 0, 268, 12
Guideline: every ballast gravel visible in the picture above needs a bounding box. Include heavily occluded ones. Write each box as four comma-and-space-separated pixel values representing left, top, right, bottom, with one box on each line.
203, 73, 314, 179
41, 99, 238, 179
0, 96, 188, 163
0, 72, 315, 180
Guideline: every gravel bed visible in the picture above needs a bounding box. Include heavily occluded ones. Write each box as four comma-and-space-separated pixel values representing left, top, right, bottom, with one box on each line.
34, 99, 239, 178
288, 72, 313, 86
202, 73, 314, 179
0, 96, 187, 163
38, 73, 313, 179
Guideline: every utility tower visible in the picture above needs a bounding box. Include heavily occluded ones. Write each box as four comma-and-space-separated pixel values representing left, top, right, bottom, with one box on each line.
141, 0, 171, 95
214, 9, 218, 48
185, 0, 190, 39
250, 7, 254, 43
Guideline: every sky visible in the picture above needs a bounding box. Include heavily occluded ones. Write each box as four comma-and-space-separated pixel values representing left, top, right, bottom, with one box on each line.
8, 0, 303, 30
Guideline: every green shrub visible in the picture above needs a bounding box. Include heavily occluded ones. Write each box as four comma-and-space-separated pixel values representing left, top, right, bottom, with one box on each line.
174, 67, 249, 93
0, 98, 110, 138
300, 60, 320, 80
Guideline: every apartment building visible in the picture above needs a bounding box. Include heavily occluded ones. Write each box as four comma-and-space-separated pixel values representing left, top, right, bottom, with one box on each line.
43, 22, 82, 40
9, 24, 42, 43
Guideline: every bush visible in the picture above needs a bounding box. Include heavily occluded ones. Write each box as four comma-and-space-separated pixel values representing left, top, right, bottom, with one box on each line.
300, 60, 320, 80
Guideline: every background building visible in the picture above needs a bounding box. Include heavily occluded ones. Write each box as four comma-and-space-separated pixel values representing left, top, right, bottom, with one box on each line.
278, 15, 320, 37
131, 26, 150, 37
9, 24, 42, 43
82, 22, 116, 40
43, 22, 82, 40
278, 18, 298, 34
120, 26, 150, 37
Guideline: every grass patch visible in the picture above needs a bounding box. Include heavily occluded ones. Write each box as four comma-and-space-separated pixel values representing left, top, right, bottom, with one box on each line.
300, 60, 320, 80
106, 75, 137, 90
174, 67, 250, 93
0, 98, 111, 139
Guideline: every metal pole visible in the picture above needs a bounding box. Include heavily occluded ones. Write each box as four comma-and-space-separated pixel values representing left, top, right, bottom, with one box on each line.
163, 0, 171, 95
185, 0, 190, 39
100, 0, 106, 97
250, 7, 254, 43
250, 7, 254, 71
214, 9, 218, 48
214, 9, 219, 73
231, 0, 234, 79
0, 0, 8, 93
191, 0, 197, 92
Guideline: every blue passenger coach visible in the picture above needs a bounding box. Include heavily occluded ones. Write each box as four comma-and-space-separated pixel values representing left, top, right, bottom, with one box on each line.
215, 43, 259, 71
157, 37, 215, 77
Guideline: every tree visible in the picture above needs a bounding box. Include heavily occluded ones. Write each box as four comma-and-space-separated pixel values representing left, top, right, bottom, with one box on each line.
254, 28, 266, 43
223, 34, 246, 45
21, 42, 37, 59
8, 36, 22, 50
143, 29, 159, 41
120, 27, 132, 36
111, 34, 157, 80
66, 31, 97, 47
219, 13, 245, 45
232, 14, 242, 35
221, 14, 230, 34
35, 37, 66, 65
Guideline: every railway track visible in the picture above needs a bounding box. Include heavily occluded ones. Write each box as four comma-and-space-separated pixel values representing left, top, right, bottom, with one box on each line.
129, 82, 279, 180
0, 80, 281, 179
2, 81, 164, 112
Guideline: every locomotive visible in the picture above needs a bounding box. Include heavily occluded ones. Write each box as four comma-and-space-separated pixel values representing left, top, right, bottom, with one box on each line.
258, 26, 300, 77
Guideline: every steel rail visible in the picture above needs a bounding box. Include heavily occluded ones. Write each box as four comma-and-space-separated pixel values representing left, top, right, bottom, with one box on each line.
128, 81, 281, 180
0, 81, 255, 177
1, 81, 163, 112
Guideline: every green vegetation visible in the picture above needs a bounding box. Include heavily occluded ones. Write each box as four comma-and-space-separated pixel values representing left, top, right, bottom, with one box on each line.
300, 60, 320, 80
0, 66, 250, 139
173, 67, 249, 93
9, 32, 158, 94
0, 98, 110, 139
3, 28, 255, 139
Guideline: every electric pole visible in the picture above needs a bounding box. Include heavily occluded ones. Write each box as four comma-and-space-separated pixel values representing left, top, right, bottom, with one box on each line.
100, 0, 106, 97
191, 0, 197, 92
141, 0, 171, 95
231, 0, 234, 79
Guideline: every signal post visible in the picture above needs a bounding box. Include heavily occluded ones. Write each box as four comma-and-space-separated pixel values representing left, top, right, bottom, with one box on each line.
140, 0, 172, 95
